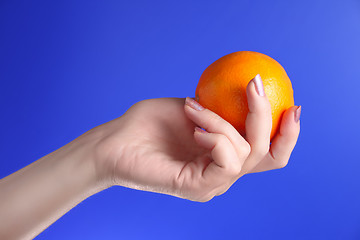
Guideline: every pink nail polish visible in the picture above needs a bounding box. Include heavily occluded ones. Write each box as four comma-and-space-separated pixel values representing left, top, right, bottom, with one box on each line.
195, 126, 206, 133
185, 97, 205, 111
253, 74, 265, 97
295, 106, 301, 123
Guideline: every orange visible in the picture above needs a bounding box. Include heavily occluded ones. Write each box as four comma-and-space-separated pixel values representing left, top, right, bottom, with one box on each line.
195, 51, 294, 140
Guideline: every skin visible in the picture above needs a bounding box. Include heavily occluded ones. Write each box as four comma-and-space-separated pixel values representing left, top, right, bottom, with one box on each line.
0, 76, 300, 239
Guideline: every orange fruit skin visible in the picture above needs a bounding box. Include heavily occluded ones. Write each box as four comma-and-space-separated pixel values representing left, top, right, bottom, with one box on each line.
195, 51, 294, 140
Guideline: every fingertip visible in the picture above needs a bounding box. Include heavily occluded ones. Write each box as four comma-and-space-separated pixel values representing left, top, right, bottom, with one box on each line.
295, 105, 302, 123
246, 76, 271, 116
246, 74, 266, 97
279, 105, 301, 138
246, 78, 257, 102
195, 126, 207, 134
193, 126, 211, 149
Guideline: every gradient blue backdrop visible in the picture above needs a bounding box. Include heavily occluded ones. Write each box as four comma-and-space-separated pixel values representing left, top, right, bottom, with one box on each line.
1, 1, 360, 239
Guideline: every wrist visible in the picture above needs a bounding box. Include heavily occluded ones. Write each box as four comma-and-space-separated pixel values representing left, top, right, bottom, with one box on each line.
67, 132, 109, 191
75, 125, 120, 190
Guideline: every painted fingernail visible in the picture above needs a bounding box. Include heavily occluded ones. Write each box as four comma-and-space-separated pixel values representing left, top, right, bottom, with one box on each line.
195, 126, 207, 133
185, 97, 204, 111
295, 106, 301, 123
253, 74, 265, 96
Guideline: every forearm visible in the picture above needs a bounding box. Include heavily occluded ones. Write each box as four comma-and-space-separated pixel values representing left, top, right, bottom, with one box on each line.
0, 137, 108, 240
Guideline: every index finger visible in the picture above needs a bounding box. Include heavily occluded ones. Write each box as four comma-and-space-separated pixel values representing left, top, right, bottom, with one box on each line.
184, 97, 250, 160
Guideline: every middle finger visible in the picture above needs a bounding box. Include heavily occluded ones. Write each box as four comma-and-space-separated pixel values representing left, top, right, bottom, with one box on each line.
241, 74, 272, 174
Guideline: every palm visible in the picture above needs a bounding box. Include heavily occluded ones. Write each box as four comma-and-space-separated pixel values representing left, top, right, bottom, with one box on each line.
112, 98, 210, 197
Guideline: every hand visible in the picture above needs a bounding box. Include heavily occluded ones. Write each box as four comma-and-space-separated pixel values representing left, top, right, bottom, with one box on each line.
0, 76, 300, 239
92, 76, 301, 202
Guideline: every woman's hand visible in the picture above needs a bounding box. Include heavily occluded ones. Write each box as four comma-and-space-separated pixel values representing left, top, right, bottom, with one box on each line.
93, 75, 301, 202
0, 75, 300, 239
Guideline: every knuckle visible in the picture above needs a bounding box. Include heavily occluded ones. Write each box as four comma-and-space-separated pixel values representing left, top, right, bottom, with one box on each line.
194, 181, 233, 202
277, 159, 289, 169
252, 97, 271, 112
215, 134, 229, 146
188, 182, 216, 203
127, 99, 149, 115
251, 143, 269, 158
242, 143, 252, 156
198, 195, 215, 203
260, 145, 270, 156
228, 161, 242, 175
221, 160, 241, 178
227, 165, 239, 176
195, 190, 216, 203
237, 142, 251, 159
194, 183, 228, 202
258, 100, 272, 116
131, 99, 147, 109
263, 106, 272, 119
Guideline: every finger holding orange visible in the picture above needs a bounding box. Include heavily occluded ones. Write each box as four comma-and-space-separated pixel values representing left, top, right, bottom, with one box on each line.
195, 51, 294, 140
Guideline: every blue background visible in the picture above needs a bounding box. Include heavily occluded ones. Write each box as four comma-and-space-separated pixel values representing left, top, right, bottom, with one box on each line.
1, 0, 360, 239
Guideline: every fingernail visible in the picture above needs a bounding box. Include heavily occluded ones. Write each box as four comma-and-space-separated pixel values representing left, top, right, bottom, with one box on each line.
195, 126, 207, 133
294, 106, 301, 123
253, 74, 265, 96
185, 97, 204, 111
